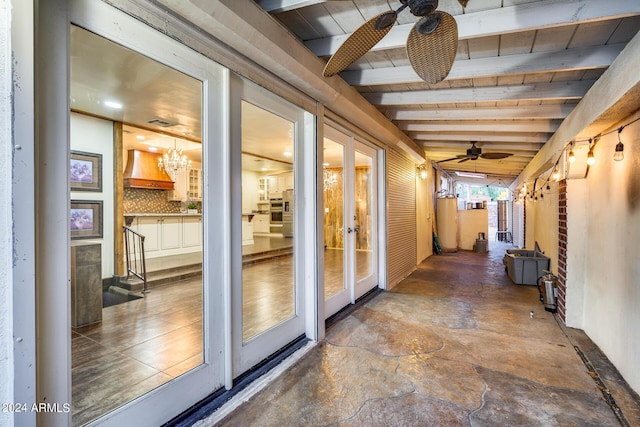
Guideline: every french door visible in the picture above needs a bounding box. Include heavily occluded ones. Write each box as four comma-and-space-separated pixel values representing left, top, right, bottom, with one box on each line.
323, 125, 379, 318
230, 75, 308, 376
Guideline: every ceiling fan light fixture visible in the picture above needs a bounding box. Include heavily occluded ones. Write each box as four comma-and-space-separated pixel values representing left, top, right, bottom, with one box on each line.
416, 13, 441, 35
407, 0, 438, 16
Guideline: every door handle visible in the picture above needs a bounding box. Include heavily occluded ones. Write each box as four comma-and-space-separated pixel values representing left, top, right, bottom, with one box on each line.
353, 226, 360, 233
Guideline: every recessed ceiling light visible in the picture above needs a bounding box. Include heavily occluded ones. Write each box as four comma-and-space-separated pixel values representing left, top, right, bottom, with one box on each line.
148, 147, 158, 152
261, 167, 267, 171
104, 100, 123, 109
136, 135, 145, 140
283, 151, 292, 157
323, 162, 330, 167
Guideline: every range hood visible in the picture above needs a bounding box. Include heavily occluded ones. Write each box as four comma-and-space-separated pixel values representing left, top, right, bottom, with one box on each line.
123, 149, 174, 190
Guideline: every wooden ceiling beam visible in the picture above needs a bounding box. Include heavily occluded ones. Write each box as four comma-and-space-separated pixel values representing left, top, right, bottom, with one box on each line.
399, 121, 560, 133
306, 0, 640, 56
366, 81, 590, 106
387, 105, 574, 121
341, 44, 625, 86
410, 133, 550, 143
257, 0, 334, 13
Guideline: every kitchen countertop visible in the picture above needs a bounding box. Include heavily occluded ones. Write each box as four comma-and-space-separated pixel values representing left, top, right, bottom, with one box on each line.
125, 213, 202, 217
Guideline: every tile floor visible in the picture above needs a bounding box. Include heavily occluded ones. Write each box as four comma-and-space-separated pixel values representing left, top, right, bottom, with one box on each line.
208, 243, 640, 426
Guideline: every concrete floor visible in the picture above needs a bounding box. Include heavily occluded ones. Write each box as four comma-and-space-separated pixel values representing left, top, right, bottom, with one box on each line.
208, 243, 640, 426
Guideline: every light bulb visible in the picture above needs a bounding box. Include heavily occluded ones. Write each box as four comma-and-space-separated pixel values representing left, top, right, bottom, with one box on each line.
614, 143, 624, 161
552, 169, 559, 180
568, 150, 575, 163
421, 169, 427, 180
587, 148, 596, 166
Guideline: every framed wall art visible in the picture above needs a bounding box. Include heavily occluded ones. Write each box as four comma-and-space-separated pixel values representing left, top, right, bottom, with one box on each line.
70, 151, 102, 192
70, 200, 103, 239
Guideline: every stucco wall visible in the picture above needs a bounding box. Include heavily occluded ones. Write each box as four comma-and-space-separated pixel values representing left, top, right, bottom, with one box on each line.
1, 0, 13, 421
571, 113, 640, 394
531, 180, 560, 274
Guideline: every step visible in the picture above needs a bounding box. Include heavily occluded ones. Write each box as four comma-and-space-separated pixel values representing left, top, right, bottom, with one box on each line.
242, 247, 293, 264
116, 263, 202, 293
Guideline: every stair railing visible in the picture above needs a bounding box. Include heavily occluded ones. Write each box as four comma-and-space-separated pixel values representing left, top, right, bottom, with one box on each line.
123, 226, 149, 294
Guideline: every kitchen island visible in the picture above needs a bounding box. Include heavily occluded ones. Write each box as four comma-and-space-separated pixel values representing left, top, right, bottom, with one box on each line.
125, 213, 202, 259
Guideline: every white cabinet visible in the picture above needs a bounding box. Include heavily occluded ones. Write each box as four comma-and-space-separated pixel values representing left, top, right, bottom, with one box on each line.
182, 216, 202, 247
167, 167, 202, 201
258, 177, 270, 201
129, 215, 202, 258
266, 172, 293, 198
161, 217, 182, 250
253, 214, 270, 234
136, 217, 161, 252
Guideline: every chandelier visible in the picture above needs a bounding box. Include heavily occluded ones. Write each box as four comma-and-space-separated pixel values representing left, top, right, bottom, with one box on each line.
158, 139, 191, 182
323, 167, 338, 190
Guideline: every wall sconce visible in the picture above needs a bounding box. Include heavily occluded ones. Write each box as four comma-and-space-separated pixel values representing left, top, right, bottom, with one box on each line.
614, 127, 624, 161
417, 164, 427, 180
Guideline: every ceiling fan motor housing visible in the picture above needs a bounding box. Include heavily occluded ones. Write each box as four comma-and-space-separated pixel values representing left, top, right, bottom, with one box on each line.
467, 144, 481, 156
408, 0, 438, 16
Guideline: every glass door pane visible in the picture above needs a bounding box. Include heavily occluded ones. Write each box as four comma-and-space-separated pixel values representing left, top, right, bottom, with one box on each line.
354, 148, 374, 284
323, 137, 346, 301
241, 100, 296, 342
353, 142, 378, 299
69, 25, 204, 425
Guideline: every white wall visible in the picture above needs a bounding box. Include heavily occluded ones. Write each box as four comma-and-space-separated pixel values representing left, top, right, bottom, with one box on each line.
70, 113, 114, 279
531, 180, 560, 273
565, 179, 587, 328
569, 113, 640, 394
1, 0, 13, 421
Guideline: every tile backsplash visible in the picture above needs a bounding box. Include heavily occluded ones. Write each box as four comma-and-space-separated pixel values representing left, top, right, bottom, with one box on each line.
124, 188, 199, 213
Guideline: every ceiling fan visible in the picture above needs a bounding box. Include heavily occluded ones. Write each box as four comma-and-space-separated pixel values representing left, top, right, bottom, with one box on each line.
438, 142, 514, 163
322, 0, 469, 84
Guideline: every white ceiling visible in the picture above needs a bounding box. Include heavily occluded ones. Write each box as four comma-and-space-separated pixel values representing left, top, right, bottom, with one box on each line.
259, 0, 640, 183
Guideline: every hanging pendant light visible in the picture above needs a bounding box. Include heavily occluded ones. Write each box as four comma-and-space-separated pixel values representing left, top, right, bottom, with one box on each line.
614, 127, 625, 161
158, 139, 191, 182
586, 139, 596, 166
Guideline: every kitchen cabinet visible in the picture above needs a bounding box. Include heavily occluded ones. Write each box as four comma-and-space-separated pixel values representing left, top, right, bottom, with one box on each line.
252, 213, 270, 234
161, 217, 182, 250
129, 214, 202, 258
258, 177, 270, 201
136, 217, 161, 252
167, 167, 202, 201
267, 171, 293, 197
182, 216, 202, 247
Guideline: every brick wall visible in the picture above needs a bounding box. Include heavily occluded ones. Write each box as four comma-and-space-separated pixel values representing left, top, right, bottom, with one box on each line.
557, 179, 567, 322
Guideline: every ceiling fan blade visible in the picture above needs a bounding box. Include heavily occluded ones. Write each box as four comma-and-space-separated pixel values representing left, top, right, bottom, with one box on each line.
323, 11, 395, 77
406, 11, 458, 84
480, 152, 514, 160
437, 156, 463, 163
458, 157, 474, 163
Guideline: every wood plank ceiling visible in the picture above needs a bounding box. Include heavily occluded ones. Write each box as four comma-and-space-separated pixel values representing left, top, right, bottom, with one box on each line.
257, 0, 640, 184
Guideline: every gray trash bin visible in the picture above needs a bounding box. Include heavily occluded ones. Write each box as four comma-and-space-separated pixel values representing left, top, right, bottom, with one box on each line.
503, 242, 550, 285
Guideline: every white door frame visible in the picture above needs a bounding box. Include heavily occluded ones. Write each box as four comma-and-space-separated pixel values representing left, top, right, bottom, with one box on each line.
323, 125, 383, 319
38, 1, 228, 424
229, 75, 312, 377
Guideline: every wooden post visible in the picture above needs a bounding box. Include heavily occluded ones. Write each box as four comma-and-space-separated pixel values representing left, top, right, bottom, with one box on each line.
114, 121, 125, 276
